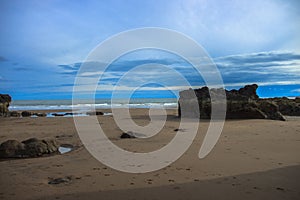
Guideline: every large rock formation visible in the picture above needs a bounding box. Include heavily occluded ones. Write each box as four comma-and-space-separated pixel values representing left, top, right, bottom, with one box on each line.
0, 138, 59, 158
267, 97, 300, 116
0, 94, 11, 117
178, 84, 299, 121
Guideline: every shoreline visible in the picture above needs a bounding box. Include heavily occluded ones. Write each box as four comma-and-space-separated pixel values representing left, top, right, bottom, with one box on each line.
5, 108, 300, 122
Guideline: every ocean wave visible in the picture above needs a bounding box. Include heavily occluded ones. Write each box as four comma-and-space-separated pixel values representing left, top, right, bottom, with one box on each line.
9, 102, 178, 111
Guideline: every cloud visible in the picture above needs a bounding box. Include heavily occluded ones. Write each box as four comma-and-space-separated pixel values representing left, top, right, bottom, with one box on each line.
58, 64, 76, 71
169, 0, 300, 56
214, 51, 300, 64
57, 50, 300, 90
7, 50, 299, 99
214, 51, 300, 86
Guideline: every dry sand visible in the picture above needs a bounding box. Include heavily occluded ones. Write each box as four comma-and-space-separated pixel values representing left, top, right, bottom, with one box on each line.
0, 109, 299, 200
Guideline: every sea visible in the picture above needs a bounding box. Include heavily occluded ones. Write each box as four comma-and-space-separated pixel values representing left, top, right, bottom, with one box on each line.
9, 98, 178, 111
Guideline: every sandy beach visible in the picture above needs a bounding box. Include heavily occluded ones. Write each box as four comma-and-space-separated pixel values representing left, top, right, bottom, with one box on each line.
2, 0, 300, 199
0, 108, 299, 200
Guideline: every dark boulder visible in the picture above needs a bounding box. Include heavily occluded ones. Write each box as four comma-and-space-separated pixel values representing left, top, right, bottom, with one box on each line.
21, 111, 32, 117
0, 140, 26, 158
21, 138, 59, 157
23, 139, 48, 157
0, 138, 59, 158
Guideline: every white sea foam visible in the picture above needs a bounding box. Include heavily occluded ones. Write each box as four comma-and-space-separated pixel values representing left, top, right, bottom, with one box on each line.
9, 99, 178, 111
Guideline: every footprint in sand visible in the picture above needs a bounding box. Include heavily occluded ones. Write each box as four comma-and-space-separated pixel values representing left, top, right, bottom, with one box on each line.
53, 164, 63, 167
146, 179, 153, 184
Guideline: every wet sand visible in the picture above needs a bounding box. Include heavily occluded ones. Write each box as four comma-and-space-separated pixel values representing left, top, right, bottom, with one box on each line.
0, 109, 299, 200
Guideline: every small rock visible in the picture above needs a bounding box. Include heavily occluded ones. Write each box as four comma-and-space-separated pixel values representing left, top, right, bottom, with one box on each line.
276, 187, 285, 191
52, 113, 64, 117
64, 112, 74, 116
48, 177, 72, 185
174, 128, 185, 132
86, 111, 104, 116
32, 112, 46, 117
120, 132, 136, 139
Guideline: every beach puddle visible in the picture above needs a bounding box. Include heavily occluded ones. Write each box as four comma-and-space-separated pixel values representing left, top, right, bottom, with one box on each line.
58, 144, 74, 154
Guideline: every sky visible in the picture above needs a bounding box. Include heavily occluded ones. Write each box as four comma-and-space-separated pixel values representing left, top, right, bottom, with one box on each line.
0, 0, 300, 100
